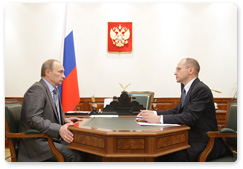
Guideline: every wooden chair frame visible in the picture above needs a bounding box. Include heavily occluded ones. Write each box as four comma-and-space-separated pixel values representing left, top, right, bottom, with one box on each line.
198, 131, 237, 162
5, 114, 64, 162
198, 99, 237, 162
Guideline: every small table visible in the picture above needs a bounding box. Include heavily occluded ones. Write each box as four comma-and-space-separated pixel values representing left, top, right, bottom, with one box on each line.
68, 117, 190, 162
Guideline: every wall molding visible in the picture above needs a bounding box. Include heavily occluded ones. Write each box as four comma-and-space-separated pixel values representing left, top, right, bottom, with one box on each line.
5, 97, 232, 111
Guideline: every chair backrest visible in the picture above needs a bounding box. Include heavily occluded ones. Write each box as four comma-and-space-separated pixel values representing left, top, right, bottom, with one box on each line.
5, 103, 22, 150
129, 91, 154, 110
227, 102, 237, 131
226, 100, 237, 131
225, 99, 237, 147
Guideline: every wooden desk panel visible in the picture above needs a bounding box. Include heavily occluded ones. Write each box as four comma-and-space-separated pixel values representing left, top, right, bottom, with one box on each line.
68, 117, 190, 162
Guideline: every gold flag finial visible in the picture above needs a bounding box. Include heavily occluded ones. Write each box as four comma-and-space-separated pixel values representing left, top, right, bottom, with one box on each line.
91, 95, 95, 102
210, 89, 222, 93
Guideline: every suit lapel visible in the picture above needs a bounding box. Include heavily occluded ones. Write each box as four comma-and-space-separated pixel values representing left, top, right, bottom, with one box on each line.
40, 79, 60, 123
178, 78, 200, 111
57, 88, 64, 124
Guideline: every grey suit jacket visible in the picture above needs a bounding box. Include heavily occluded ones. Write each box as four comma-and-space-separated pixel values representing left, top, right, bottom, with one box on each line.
18, 79, 64, 162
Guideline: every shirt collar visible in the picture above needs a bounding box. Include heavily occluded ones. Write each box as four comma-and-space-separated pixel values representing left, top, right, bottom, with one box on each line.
184, 77, 197, 94
42, 78, 56, 95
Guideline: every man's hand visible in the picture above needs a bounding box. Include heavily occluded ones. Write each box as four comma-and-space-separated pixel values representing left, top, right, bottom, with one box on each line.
59, 123, 74, 143
64, 117, 82, 124
138, 110, 154, 116
138, 110, 160, 123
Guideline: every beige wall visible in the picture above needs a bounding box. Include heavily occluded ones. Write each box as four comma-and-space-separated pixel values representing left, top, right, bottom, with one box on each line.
5, 3, 237, 98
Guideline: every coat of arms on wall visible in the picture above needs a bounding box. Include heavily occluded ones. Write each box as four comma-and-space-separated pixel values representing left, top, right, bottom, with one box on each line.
107, 22, 132, 53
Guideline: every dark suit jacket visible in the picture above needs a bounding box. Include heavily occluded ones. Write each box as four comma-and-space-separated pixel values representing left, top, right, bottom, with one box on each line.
18, 79, 64, 162
157, 78, 232, 161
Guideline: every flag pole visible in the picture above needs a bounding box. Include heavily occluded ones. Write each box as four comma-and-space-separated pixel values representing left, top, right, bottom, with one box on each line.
59, 3, 80, 111
60, 3, 68, 64
58, 3, 67, 100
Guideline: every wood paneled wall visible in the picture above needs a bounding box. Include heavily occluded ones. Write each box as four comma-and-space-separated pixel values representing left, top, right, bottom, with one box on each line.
5, 97, 231, 111
5, 97, 232, 128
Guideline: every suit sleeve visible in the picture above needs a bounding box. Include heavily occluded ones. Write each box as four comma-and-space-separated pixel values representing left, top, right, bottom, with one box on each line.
23, 84, 61, 138
157, 104, 180, 115
163, 85, 213, 127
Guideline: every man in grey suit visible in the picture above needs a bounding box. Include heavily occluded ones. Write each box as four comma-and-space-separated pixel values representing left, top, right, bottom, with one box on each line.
139, 58, 232, 162
18, 59, 85, 162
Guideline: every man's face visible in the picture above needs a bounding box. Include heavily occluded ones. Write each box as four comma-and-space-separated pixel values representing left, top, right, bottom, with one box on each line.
174, 60, 190, 85
47, 61, 65, 87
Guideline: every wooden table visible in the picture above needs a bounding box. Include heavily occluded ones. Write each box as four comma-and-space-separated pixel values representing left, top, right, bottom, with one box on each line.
68, 117, 190, 162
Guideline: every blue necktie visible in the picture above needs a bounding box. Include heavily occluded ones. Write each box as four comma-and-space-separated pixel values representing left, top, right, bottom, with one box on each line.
53, 88, 61, 124
181, 89, 186, 106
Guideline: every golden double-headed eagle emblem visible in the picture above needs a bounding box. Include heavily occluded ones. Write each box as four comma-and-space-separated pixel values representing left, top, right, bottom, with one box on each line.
110, 25, 130, 47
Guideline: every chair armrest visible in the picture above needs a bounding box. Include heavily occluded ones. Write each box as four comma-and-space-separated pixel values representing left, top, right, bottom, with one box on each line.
25, 129, 42, 135
198, 130, 237, 162
5, 131, 64, 162
219, 128, 236, 134
207, 131, 237, 138
6, 131, 46, 138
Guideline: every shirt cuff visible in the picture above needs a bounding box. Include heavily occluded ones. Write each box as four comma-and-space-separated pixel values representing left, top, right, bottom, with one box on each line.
153, 111, 163, 124
160, 115, 164, 124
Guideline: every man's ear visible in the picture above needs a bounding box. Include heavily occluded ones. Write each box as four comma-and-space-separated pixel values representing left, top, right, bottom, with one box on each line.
188, 67, 194, 75
45, 69, 50, 77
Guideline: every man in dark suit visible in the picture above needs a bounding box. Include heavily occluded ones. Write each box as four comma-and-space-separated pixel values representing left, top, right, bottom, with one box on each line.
139, 58, 232, 162
18, 59, 85, 162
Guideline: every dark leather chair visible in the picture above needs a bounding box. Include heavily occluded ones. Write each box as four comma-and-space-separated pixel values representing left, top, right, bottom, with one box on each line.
5, 103, 64, 162
129, 91, 154, 110
198, 99, 237, 162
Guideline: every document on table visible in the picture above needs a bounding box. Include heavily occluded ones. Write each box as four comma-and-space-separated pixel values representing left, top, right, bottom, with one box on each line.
90, 115, 119, 118
137, 122, 180, 127
66, 111, 90, 114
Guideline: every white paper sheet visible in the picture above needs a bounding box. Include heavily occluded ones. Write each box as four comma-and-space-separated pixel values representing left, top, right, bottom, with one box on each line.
66, 111, 90, 114
137, 122, 180, 127
90, 115, 119, 118
104, 98, 113, 107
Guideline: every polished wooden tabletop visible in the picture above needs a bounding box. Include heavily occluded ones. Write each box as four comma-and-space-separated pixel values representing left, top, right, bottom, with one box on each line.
68, 117, 190, 162
69, 117, 189, 135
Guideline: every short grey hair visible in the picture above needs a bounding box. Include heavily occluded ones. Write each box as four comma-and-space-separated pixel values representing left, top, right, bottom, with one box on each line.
41, 59, 59, 77
184, 58, 200, 74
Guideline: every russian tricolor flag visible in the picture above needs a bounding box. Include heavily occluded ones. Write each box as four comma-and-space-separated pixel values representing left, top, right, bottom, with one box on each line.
58, 5, 80, 112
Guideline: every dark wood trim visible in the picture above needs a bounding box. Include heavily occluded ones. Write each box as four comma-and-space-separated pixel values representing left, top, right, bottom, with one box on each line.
5, 97, 233, 130
5, 97, 232, 111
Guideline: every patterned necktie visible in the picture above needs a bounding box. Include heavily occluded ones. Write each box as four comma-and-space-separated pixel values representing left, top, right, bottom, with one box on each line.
53, 88, 61, 124
181, 88, 186, 106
